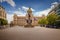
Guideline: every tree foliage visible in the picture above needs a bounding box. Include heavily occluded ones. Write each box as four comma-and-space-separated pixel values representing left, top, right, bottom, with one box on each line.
38, 17, 48, 25
0, 18, 8, 25
38, 13, 58, 26
55, 16, 60, 27
47, 13, 58, 25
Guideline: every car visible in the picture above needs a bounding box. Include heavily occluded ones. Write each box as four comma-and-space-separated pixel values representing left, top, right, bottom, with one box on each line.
0, 26, 5, 29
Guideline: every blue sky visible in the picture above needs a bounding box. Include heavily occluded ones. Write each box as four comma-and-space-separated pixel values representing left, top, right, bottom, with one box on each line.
0, 0, 59, 11
0, 0, 60, 23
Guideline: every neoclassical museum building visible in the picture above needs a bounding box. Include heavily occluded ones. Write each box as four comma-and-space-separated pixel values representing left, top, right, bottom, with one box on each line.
0, 5, 6, 20
12, 8, 42, 26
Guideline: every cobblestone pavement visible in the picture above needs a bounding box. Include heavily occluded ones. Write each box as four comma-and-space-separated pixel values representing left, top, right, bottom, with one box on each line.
0, 26, 60, 40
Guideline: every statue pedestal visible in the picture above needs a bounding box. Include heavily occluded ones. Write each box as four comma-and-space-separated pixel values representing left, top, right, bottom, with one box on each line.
24, 19, 34, 27
24, 24, 34, 27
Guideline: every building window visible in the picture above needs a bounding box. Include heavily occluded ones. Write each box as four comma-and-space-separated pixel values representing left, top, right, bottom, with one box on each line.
0, 11, 2, 16
56, 9, 60, 15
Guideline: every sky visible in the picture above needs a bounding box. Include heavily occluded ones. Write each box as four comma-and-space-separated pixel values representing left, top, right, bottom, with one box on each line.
0, 0, 60, 23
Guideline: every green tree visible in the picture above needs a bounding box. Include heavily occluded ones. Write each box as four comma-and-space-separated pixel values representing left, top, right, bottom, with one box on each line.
38, 17, 48, 27
0, 18, 8, 26
55, 15, 60, 27
47, 13, 58, 25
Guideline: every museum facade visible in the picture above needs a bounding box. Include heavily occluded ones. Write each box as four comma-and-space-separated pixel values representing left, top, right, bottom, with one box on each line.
12, 8, 41, 26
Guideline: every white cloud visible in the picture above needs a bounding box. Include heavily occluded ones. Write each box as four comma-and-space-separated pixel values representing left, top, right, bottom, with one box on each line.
0, 0, 15, 7
34, 2, 59, 17
22, 6, 35, 11
34, 8, 51, 16
51, 2, 59, 9
18, 8, 21, 11
52, 2, 58, 5
22, 6, 28, 11
13, 11, 26, 16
